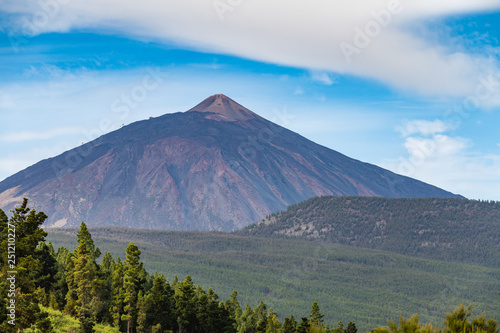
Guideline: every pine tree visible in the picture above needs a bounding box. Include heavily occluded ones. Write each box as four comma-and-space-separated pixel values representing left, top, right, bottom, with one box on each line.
213, 301, 235, 333
194, 287, 234, 333
195, 288, 211, 333
0, 208, 8, 268
175, 275, 198, 333
76, 222, 101, 260
136, 291, 147, 333
254, 300, 268, 332
443, 304, 497, 333
296, 317, 311, 333
0, 199, 54, 332
346, 321, 358, 333
54, 246, 71, 310
98, 251, 115, 324
64, 253, 78, 316
265, 308, 281, 333
65, 222, 104, 328
121, 242, 142, 333
282, 315, 297, 333
310, 301, 325, 326
101, 251, 115, 273
225, 290, 241, 331
73, 234, 95, 319
240, 304, 256, 333
33, 242, 58, 305
111, 257, 126, 331
135, 273, 176, 332
333, 321, 345, 333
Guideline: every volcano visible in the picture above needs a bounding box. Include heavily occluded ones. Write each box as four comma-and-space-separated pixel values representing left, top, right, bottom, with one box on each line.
0, 94, 461, 231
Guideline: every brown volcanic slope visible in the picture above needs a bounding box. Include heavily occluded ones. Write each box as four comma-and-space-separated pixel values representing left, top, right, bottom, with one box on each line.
0, 94, 461, 231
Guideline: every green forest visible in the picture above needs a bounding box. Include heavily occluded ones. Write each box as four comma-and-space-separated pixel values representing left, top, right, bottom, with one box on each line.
238, 197, 500, 267
46, 226, 500, 332
1, 199, 499, 333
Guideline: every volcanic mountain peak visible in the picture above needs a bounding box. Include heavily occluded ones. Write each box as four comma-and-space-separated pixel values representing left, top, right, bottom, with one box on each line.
187, 94, 260, 121
0, 94, 462, 231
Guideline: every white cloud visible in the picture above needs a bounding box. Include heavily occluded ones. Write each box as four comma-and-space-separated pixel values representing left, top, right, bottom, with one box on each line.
391, 147, 500, 201
293, 86, 304, 95
309, 71, 336, 85
1, 0, 500, 102
382, 121, 500, 200
397, 119, 457, 137
404, 134, 470, 159
23, 64, 73, 79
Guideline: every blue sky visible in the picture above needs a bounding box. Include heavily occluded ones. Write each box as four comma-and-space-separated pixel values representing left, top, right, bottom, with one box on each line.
1, 0, 500, 200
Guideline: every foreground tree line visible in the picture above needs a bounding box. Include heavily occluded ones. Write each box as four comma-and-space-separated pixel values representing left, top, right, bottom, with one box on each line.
0, 199, 498, 333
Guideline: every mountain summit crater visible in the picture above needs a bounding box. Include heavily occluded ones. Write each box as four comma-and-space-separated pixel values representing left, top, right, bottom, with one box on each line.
188, 94, 261, 121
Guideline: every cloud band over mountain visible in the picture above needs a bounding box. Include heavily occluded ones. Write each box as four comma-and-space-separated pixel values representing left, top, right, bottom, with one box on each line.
2, 0, 500, 103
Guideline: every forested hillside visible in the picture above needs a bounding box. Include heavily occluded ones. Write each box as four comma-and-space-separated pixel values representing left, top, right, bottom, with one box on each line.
2, 199, 499, 332
47, 227, 500, 332
238, 197, 500, 267
0, 199, 353, 332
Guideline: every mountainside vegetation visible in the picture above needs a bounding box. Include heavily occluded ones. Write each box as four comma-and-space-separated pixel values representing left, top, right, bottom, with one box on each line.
46, 226, 500, 332
1, 199, 355, 332
2, 199, 499, 332
237, 197, 500, 267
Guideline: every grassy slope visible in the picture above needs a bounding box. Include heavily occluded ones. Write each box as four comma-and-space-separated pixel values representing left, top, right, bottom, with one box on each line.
23, 306, 119, 333
47, 227, 500, 332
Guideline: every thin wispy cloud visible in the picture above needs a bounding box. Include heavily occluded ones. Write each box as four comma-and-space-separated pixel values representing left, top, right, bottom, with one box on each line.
397, 119, 457, 137
309, 71, 336, 86
293, 86, 304, 95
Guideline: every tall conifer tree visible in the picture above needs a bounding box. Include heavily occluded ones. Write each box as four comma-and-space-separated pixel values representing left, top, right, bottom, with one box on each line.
122, 242, 142, 333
